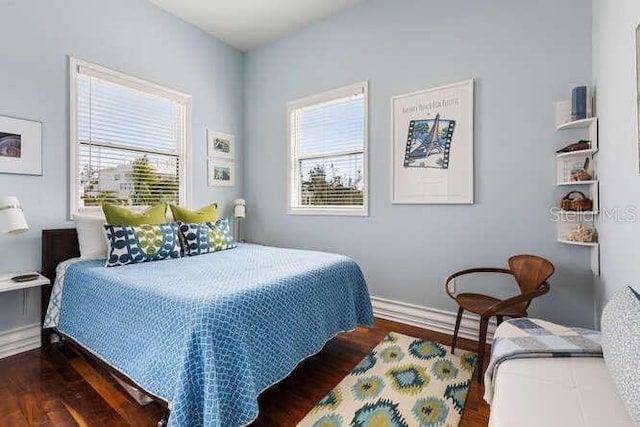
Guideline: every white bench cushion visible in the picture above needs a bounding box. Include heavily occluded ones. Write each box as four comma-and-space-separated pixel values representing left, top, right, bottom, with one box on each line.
489, 357, 634, 427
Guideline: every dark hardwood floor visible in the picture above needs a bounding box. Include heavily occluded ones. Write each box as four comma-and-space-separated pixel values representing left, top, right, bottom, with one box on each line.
0, 318, 490, 426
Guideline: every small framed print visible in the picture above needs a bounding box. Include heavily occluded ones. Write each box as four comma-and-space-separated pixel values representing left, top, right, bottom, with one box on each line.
207, 131, 234, 160
208, 159, 235, 187
0, 115, 42, 175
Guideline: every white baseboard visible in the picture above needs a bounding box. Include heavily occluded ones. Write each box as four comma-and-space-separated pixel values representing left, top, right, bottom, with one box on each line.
370, 296, 497, 343
0, 323, 41, 359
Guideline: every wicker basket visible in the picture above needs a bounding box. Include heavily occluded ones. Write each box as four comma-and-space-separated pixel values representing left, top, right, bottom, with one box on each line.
561, 191, 593, 211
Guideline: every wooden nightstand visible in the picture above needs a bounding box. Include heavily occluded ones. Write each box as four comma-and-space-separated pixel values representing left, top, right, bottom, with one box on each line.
0, 273, 50, 358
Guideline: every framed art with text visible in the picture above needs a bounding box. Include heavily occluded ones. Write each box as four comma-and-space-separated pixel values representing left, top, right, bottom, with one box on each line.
636, 25, 640, 173
391, 80, 474, 204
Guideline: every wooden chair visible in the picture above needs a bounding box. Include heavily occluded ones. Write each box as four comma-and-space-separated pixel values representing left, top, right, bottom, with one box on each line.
445, 255, 554, 382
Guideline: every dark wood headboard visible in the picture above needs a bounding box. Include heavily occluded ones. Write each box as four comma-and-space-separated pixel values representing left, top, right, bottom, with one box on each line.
41, 228, 80, 344
41, 228, 80, 282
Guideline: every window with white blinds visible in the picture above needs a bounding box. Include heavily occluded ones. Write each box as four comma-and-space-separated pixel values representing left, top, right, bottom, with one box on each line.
70, 58, 191, 214
287, 82, 368, 216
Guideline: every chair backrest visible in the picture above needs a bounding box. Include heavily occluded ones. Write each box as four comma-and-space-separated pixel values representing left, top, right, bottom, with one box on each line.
508, 255, 555, 297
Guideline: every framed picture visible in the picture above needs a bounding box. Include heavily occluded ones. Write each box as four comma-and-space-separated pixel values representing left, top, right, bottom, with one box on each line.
0, 115, 42, 175
208, 159, 235, 187
391, 80, 474, 204
636, 24, 640, 173
207, 131, 235, 160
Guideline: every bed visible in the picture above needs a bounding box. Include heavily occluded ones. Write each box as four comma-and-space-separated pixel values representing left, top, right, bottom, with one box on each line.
40, 228, 374, 427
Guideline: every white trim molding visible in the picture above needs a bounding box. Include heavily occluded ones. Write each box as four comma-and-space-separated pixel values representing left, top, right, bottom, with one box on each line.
0, 323, 41, 359
370, 296, 497, 343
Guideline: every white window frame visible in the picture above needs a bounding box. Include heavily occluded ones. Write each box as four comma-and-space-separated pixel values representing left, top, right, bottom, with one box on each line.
69, 57, 192, 217
287, 81, 368, 216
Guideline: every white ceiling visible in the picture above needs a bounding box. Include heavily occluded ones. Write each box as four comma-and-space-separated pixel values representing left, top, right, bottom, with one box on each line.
149, 0, 365, 52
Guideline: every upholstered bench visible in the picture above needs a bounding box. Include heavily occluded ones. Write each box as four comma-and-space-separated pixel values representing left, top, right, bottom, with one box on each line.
485, 286, 639, 427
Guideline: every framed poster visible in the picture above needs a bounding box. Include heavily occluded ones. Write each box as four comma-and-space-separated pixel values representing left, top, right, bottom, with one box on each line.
208, 159, 235, 187
636, 24, 640, 173
0, 115, 42, 175
391, 80, 474, 204
207, 130, 234, 160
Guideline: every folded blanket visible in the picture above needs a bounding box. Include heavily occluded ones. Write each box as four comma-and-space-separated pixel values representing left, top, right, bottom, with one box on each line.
483, 318, 602, 403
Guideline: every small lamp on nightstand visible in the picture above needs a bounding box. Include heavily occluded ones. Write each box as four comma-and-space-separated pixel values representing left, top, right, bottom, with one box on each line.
0, 196, 28, 235
0, 196, 38, 282
233, 198, 246, 243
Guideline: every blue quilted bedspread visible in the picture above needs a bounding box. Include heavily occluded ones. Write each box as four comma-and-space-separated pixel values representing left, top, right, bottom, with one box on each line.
53, 244, 374, 426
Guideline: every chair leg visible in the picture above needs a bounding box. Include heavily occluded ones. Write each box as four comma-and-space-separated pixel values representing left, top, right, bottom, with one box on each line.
451, 307, 464, 354
496, 315, 503, 326
477, 316, 489, 383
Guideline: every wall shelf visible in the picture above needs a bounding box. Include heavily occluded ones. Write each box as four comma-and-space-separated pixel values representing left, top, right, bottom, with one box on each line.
556, 117, 598, 131
557, 180, 598, 186
557, 239, 599, 247
555, 114, 599, 275
0, 273, 49, 294
556, 148, 598, 158
558, 210, 598, 216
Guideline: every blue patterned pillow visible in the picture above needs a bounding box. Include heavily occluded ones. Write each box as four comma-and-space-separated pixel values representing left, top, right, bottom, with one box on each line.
178, 217, 237, 256
601, 286, 640, 423
104, 223, 181, 267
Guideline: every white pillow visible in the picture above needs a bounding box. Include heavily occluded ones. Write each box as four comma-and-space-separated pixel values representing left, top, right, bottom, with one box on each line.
601, 286, 640, 423
73, 213, 108, 259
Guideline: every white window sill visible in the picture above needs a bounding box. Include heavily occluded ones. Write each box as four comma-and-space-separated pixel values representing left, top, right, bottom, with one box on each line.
288, 207, 368, 217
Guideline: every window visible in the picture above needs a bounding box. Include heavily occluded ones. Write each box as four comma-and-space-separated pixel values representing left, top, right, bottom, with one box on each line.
70, 58, 191, 214
287, 82, 368, 216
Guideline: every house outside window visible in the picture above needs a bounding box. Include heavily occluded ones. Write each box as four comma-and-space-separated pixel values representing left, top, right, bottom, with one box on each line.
287, 82, 368, 216
70, 57, 191, 215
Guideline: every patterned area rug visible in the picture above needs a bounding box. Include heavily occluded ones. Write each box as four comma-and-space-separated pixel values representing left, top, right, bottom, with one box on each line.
297, 332, 477, 427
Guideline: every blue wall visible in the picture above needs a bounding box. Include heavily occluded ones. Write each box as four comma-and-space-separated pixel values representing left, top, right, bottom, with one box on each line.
0, 0, 598, 335
0, 0, 243, 332
244, 0, 596, 327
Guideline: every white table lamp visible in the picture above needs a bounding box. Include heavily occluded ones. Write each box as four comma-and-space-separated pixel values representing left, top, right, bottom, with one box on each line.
0, 197, 39, 283
0, 196, 28, 235
233, 198, 246, 242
